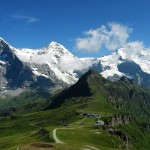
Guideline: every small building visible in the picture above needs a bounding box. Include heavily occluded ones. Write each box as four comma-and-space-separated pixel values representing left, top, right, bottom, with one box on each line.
87, 113, 100, 118
94, 120, 104, 126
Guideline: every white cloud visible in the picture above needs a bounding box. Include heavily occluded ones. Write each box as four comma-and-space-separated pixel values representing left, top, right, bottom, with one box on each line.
125, 41, 144, 51
11, 15, 39, 25
58, 55, 87, 72
76, 22, 132, 52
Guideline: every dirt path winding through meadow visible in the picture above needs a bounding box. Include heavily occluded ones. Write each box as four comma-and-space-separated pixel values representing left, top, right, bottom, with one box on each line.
53, 128, 64, 144
53, 128, 75, 144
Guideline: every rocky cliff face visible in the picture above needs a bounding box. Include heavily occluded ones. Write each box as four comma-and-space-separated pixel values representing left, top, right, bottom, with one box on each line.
106, 127, 131, 149
106, 114, 131, 126
0, 39, 68, 97
104, 114, 132, 149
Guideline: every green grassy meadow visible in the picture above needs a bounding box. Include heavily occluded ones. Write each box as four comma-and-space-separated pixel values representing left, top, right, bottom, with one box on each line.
0, 71, 150, 150
0, 97, 122, 150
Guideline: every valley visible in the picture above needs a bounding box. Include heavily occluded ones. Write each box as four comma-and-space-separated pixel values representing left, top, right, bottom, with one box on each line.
0, 1, 150, 150
0, 104, 123, 150
0, 70, 150, 150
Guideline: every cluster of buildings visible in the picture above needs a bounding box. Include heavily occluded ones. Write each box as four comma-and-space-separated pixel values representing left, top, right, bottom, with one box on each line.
83, 112, 104, 126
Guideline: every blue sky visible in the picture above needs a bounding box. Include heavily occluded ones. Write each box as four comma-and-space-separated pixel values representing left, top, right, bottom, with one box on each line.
0, 0, 150, 57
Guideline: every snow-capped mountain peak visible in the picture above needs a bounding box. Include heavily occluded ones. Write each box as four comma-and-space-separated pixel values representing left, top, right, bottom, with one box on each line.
0, 37, 3, 41
48, 41, 64, 49
1, 37, 150, 97
116, 44, 150, 74
47, 41, 73, 56
0, 37, 9, 47
11, 41, 88, 85
99, 43, 150, 85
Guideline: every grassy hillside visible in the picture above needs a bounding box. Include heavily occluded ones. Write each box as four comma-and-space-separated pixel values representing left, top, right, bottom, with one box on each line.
0, 70, 150, 149
0, 89, 52, 116
47, 70, 150, 149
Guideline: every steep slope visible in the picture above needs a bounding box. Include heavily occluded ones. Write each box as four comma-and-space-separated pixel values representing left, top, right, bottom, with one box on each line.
48, 70, 94, 109
0, 38, 32, 92
48, 70, 150, 112
13, 41, 83, 84
0, 38, 68, 97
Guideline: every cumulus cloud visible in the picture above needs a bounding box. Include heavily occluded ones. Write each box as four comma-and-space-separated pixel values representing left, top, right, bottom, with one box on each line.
76, 22, 132, 52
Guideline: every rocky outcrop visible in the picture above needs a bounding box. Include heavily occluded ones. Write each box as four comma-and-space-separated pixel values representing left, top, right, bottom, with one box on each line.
106, 127, 131, 149
103, 114, 132, 149
106, 114, 132, 127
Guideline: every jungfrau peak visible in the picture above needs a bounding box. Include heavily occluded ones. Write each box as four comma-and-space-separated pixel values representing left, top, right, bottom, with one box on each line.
1, 37, 150, 97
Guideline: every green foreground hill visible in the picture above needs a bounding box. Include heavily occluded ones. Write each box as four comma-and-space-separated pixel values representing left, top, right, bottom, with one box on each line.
0, 70, 150, 150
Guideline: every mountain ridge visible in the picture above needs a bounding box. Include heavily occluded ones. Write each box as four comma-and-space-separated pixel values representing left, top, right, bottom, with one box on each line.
1, 37, 150, 97
48, 69, 150, 122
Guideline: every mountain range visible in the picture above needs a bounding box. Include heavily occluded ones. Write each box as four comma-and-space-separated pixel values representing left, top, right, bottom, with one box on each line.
1, 37, 150, 97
